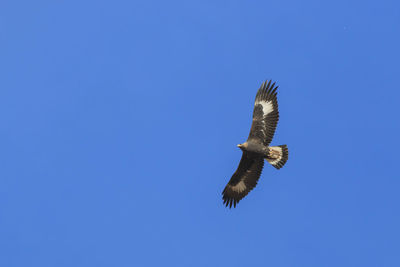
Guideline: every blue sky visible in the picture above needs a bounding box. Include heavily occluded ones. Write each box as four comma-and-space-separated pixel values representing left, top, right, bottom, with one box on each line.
1, 0, 400, 266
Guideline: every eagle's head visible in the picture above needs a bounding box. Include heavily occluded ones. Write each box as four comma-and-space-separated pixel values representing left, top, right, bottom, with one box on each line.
237, 142, 248, 151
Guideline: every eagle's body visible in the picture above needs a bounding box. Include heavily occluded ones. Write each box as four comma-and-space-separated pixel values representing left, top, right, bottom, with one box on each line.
222, 80, 288, 208
240, 141, 268, 155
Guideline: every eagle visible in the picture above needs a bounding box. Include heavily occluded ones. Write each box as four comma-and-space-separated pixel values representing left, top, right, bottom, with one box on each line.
222, 80, 288, 208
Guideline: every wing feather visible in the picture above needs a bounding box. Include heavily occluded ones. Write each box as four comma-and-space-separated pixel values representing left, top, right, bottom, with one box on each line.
248, 80, 279, 146
222, 153, 264, 208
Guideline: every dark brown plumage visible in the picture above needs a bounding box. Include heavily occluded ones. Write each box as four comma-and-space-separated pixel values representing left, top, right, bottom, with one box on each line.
222, 80, 289, 208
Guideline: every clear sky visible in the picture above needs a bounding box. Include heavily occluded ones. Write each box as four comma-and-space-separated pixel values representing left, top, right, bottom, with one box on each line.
1, 1, 400, 266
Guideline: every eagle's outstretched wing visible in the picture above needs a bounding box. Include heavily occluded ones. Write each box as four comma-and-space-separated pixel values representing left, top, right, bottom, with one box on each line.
222, 153, 264, 208
247, 80, 279, 146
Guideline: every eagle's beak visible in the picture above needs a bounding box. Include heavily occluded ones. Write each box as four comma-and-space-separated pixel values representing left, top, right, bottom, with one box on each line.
237, 144, 242, 148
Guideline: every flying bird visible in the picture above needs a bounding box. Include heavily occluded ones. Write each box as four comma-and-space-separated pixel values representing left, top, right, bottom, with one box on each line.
222, 80, 288, 208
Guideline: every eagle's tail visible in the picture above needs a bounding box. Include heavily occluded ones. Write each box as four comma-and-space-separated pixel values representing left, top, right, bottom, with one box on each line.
266, 145, 288, 169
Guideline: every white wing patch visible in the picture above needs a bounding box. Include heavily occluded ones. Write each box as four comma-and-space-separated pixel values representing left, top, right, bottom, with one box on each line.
230, 180, 246, 193
257, 100, 274, 116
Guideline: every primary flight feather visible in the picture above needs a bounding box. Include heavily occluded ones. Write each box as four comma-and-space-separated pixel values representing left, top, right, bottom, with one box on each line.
222, 80, 289, 208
